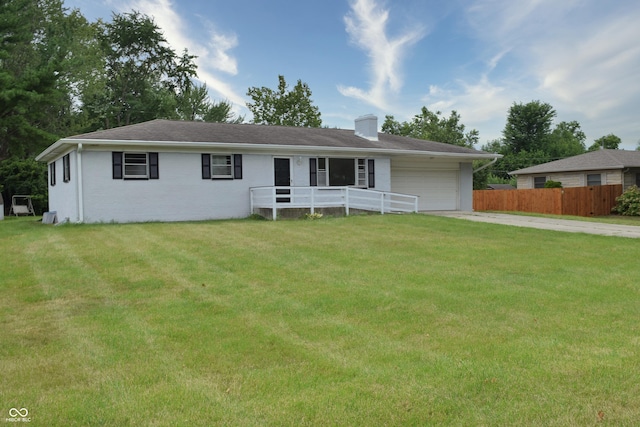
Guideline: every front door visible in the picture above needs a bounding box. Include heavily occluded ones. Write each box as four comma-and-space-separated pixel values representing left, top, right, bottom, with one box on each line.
274, 157, 291, 202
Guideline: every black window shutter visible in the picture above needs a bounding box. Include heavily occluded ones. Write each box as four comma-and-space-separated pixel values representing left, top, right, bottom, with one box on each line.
233, 154, 242, 179
112, 152, 123, 179
63, 154, 71, 182
201, 154, 211, 179
50, 162, 56, 186
149, 152, 159, 179
367, 159, 375, 188
309, 158, 317, 186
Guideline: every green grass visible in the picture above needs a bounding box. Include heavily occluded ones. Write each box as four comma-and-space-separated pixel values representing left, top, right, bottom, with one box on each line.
1, 214, 639, 426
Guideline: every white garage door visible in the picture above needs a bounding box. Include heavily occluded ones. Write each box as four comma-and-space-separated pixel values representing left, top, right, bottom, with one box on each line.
391, 168, 459, 211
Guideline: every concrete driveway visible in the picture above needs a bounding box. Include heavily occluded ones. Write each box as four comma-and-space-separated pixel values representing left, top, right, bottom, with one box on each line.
427, 211, 640, 238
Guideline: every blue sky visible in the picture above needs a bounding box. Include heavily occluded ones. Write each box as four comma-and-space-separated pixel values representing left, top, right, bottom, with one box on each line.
64, 0, 640, 149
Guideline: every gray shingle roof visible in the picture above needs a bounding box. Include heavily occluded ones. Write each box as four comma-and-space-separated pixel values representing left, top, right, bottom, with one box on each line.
510, 149, 640, 175
36, 119, 500, 163
66, 119, 488, 155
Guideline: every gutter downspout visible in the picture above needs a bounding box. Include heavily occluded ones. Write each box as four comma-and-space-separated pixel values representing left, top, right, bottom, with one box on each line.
77, 143, 84, 223
473, 156, 499, 174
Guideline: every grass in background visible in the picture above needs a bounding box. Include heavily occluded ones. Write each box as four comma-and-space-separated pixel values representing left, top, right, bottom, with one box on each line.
1, 215, 639, 426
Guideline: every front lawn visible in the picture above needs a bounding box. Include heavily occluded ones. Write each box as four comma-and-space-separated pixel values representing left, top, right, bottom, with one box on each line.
1, 215, 638, 425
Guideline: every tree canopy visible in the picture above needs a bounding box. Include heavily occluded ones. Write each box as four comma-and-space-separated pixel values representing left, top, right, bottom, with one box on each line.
0, 0, 71, 160
381, 107, 486, 188
502, 100, 556, 154
587, 134, 621, 151
0, 2, 246, 211
246, 75, 322, 127
484, 101, 593, 181
382, 107, 478, 148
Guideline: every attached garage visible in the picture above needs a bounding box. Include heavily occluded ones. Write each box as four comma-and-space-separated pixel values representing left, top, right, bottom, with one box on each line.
391, 159, 460, 211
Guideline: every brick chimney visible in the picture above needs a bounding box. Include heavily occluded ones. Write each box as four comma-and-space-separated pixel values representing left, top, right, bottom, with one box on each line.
354, 114, 378, 141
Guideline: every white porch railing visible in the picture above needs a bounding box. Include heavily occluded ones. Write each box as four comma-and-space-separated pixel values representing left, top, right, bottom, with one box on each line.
250, 186, 419, 220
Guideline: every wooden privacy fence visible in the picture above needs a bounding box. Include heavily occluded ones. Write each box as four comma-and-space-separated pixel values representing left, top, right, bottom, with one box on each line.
473, 185, 623, 217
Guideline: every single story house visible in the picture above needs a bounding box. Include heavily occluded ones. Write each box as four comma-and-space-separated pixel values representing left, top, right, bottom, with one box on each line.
510, 149, 640, 190
35, 115, 498, 223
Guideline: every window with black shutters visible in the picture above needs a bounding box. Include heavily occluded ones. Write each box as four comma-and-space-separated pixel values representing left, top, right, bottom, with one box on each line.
312, 157, 374, 188
113, 152, 159, 179
202, 154, 243, 180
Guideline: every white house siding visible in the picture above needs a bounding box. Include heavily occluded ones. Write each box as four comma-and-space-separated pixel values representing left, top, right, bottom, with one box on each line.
390, 158, 463, 211
603, 171, 622, 186
66, 152, 395, 223
80, 151, 269, 223
374, 158, 392, 191
47, 151, 80, 222
459, 162, 474, 211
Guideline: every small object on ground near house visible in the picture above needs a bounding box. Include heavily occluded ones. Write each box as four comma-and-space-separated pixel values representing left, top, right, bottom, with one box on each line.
42, 211, 58, 224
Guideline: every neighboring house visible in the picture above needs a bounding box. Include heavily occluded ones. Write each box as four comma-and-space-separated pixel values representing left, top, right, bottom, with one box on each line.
486, 184, 515, 190
35, 115, 498, 223
510, 149, 640, 190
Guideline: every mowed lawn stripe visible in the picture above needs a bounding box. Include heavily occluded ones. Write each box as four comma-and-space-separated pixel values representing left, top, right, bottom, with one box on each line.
1, 215, 639, 425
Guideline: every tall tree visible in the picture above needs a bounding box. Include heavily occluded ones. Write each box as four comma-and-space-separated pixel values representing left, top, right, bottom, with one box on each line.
84, 11, 197, 129
547, 120, 586, 159
502, 101, 556, 154
587, 134, 621, 151
382, 107, 478, 148
246, 75, 322, 127
176, 83, 243, 123
0, 0, 68, 160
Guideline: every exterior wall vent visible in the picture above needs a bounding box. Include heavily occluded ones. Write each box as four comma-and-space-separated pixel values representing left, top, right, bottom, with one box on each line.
354, 114, 378, 141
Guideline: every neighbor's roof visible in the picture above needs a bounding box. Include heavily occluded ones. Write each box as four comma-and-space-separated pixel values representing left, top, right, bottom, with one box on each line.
510, 149, 640, 175
36, 119, 498, 162
486, 184, 516, 190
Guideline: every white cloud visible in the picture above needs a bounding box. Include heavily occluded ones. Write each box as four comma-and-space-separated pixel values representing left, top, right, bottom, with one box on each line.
204, 30, 238, 75
124, 0, 246, 107
536, 12, 640, 119
419, 77, 512, 143
338, 0, 425, 109
421, 0, 640, 147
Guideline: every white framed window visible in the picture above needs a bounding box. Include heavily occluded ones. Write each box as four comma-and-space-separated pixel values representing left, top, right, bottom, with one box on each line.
357, 159, 367, 186
211, 155, 233, 179
124, 153, 149, 179
317, 158, 327, 186
587, 173, 601, 186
